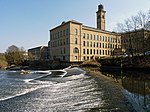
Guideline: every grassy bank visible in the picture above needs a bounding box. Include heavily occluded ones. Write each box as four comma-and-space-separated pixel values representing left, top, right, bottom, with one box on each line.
82, 66, 123, 89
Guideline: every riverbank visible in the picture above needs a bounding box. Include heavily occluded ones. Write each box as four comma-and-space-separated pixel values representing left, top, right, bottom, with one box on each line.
82, 67, 122, 89
81, 67, 137, 111
100, 55, 150, 71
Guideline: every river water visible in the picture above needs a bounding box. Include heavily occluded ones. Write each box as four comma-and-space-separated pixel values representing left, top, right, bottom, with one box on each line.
0, 67, 149, 112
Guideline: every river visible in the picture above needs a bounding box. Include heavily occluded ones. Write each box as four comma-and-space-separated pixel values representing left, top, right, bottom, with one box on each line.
0, 67, 149, 112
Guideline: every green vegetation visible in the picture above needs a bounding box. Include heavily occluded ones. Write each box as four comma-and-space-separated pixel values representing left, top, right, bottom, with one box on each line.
5, 45, 26, 66
0, 53, 8, 69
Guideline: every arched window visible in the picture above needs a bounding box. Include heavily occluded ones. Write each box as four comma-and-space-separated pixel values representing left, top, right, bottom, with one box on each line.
73, 47, 79, 53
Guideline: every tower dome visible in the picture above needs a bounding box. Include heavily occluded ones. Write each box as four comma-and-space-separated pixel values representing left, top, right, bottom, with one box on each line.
98, 4, 104, 10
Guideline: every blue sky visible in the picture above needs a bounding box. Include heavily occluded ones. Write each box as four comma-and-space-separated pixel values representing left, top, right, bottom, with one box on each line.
0, 0, 150, 53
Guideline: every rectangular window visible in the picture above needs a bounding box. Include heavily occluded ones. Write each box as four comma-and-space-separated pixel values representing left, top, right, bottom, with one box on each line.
100, 36, 102, 41
105, 36, 107, 42
83, 41, 85, 46
64, 48, 66, 54
90, 34, 92, 40
102, 36, 105, 41
87, 56, 89, 60
102, 43, 104, 48
58, 40, 59, 46
97, 35, 99, 40
100, 43, 101, 48
93, 42, 95, 47
91, 56, 93, 60
63, 30, 65, 36
105, 50, 107, 55
66, 38, 69, 44
94, 35, 96, 40
83, 33, 86, 38
60, 39, 62, 46
58, 32, 60, 38
87, 34, 89, 39
66, 28, 69, 35
90, 42, 92, 47
100, 50, 101, 55
60, 31, 62, 37
108, 37, 110, 42
97, 42, 98, 47
105, 43, 107, 48
75, 38, 78, 44
83, 49, 85, 54
87, 41, 89, 47
87, 49, 89, 54
97, 50, 98, 54
103, 50, 104, 55
90, 49, 92, 54
110, 44, 112, 48
75, 29, 78, 35
83, 56, 86, 60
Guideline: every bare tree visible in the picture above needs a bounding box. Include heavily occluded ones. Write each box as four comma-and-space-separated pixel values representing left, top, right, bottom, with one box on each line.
131, 15, 139, 30
137, 10, 150, 29
116, 23, 126, 33
116, 8, 150, 56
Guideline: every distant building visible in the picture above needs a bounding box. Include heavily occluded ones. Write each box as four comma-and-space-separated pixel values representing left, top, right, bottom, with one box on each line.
121, 29, 150, 55
28, 46, 49, 60
48, 4, 121, 62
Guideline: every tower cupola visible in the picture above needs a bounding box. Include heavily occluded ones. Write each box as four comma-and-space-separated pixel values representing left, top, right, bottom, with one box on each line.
98, 4, 104, 10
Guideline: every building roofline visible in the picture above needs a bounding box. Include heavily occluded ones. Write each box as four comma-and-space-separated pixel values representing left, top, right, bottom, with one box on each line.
82, 25, 120, 35
49, 20, 120, 36
50, 20, 82, 32
28, 46, 48, 51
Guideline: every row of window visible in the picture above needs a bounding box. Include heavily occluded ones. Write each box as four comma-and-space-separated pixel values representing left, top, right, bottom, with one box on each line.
83, 33, 121, 43
51, 38, 69, 47
83, 49, 113, 55
51, 38, 121, 49
50, 28, 69, 40
83, 41, 121, 49
83, 56, 95, 60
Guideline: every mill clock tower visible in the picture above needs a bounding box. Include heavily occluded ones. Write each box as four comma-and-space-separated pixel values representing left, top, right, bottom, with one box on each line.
96, 4, 106, 30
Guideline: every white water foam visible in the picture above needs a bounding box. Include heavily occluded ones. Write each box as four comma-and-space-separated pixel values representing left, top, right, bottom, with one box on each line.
0, 84, 52, 102
62, 67, 87, 77
123, 89, 146, 112
49, 69, 67, 78
24, 71, 52, 84
34, 70, 51, 74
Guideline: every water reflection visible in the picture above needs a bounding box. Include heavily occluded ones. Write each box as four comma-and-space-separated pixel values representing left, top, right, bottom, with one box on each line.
101, 69, 150, 111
